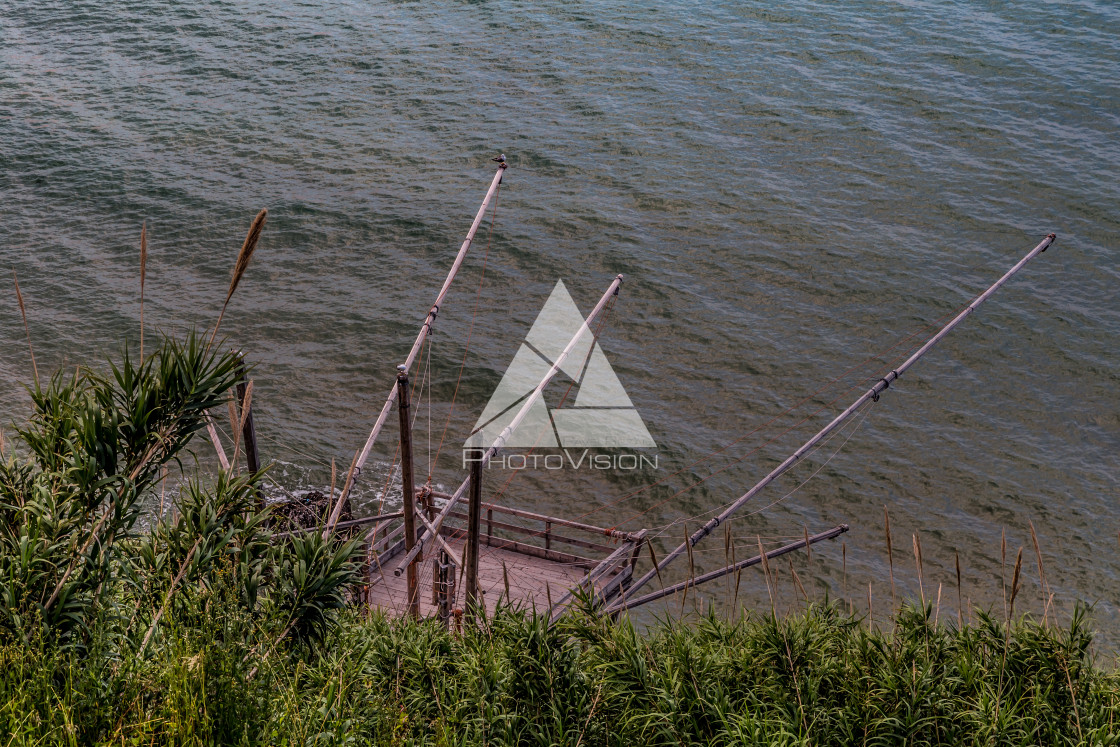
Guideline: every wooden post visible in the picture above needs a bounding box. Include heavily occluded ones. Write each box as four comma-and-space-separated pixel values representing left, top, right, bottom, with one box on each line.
396, 366, 420, 619
437, 549, 452, 629
365, 533, 375, 608
465, 449, 483, 619
234, 353, 261, 503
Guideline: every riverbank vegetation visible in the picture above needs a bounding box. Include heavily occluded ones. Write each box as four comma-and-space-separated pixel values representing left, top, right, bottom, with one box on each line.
4, 599, 1117, 745
0, 333, 1116, 745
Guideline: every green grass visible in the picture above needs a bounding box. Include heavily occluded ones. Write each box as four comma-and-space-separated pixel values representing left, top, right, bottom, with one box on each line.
2, 600, 1118, 746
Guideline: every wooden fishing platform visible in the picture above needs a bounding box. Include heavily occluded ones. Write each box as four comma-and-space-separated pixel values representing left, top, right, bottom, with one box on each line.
362, 492, 645, 619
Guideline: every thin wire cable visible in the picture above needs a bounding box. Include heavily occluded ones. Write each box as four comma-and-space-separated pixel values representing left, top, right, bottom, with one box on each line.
427, 328, 433, 479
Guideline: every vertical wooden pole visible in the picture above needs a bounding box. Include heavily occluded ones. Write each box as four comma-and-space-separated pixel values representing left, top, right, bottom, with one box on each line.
365, 533, 375, 609
396, 366, 420, 619
234, 353, 261, 503
437, 549, 452, 629
465, 449, 483, 619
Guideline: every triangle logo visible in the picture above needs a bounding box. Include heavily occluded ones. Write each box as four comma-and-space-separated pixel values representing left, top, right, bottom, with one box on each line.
466, 280, 656, 450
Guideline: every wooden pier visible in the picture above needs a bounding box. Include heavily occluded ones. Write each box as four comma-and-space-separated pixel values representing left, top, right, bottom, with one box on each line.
363, 493, 645, 619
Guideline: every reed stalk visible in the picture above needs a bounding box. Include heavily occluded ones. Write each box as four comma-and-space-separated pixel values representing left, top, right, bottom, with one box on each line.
913, 533, 925, 608
1001, 528, 1008, 621
1029, 519, 1050, 626
955, 551, 963, 629
227, 393, 241, 468
682, 524, 694, 615
996, 548, 1025, 716
139, 223, 147, 361
788, 557, 808, 602
646, 541, 664, 589
884, 506, 895, 609
236, 379, 253, 463
205, 411, 231, 471
724, 523, 733, 599
758, 536, 776, 618
139, 536, 202, 655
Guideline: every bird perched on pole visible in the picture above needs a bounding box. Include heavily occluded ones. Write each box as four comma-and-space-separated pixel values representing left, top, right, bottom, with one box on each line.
492, 153, 506, 164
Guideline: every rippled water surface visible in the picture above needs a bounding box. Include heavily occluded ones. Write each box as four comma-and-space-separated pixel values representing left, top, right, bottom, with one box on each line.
2, 1, 1118, 639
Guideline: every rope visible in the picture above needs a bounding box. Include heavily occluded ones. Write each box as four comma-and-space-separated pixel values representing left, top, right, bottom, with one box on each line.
426, 326, 433, 479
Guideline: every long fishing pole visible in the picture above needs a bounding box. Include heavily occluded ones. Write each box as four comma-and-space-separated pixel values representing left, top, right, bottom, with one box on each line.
618, 524, 849, 611
325, 160, 507, 532
608, 233, 1057, 613
392, 273, 625, 576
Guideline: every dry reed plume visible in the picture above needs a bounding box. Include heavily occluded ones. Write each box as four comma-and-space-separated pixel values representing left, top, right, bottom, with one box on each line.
12, 270, 38, 387
209, 208, 268, 349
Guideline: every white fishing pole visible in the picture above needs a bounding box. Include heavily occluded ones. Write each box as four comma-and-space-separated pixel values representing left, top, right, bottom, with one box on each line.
392, 273, 625, 576
609, 233, 1057, 612
325, 160, 507, 531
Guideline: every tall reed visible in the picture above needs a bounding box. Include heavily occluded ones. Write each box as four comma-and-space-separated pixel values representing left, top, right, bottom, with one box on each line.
12, 270, 38, 387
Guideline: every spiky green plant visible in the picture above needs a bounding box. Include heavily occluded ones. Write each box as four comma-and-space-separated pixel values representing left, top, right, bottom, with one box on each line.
0, 333, 244, 646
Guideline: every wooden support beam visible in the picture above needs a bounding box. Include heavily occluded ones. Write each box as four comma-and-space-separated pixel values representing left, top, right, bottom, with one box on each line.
392, 273, 625, 576
613, 234, 1057, 610
465, 448, 483, 618
234, 353, 261, 504
396, 367, 420, 619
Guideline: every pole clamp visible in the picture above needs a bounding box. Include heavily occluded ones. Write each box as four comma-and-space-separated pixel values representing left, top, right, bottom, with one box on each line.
871, 370, 900, 402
